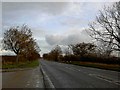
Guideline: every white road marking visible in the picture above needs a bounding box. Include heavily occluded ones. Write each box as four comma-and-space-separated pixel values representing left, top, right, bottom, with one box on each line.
83, 72, 87, 74
41, 65, 55, 88
88, 74, 120, 86
35, 83, 40, 87
65, 67, 81, 72
37, 81, 40, 84
97, 75, 120, 86
88, 74, 96, 76
26, 83, 30, 86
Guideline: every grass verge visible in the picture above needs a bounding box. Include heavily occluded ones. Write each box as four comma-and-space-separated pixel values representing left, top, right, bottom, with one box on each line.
65, 61, 120, 71
2, 60, 39, 69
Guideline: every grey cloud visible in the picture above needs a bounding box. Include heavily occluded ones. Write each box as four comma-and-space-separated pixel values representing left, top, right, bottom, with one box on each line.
0, 38, 2, 50
61, 34, 84, 45
45, 29, 92, 46
0, 2, 2, 38
59, 2, 113, 28
0, 50, 16, 55
61, 32, 92, 45
60, 17, 84, 27
0, 38, 15, 55
45, 35, 62, 45
2, 2, 109, 55
36, 38, 53, 55
2, 2, 70, 35
3, 2, 69, 15
32, 28, 46, 38
2, 0, 119, 2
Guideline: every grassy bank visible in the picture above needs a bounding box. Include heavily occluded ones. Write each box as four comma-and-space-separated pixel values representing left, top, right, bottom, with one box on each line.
65, 61, 120, 71
2, 60, 39, 69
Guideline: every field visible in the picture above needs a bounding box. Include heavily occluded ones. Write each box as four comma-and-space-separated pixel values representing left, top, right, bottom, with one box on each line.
65, 61, 120, 71
1, 56, 39, 69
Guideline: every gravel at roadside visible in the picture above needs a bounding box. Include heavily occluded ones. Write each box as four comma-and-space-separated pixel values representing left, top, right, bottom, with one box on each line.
2, 66, 44, 88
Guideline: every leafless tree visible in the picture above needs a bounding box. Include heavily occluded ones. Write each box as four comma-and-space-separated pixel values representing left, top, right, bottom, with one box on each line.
88, 2, 120, 56
70, 42, 96, 57
63, 46, 73, 56
49, 45, 62, 61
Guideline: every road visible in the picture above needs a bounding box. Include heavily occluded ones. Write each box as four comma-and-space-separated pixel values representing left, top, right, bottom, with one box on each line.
40, 60, 120, 88
2, 67, 44, 88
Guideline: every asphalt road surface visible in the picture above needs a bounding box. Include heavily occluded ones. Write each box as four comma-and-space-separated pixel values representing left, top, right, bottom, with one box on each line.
2, 67, 44, 88
40, 60, 120, 88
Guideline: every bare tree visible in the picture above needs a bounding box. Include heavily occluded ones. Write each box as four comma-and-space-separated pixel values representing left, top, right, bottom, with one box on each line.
49, 45, 62, 61
95, 41, 113, 57
88, 2, 120, 56
2, 25, 40, 62
70, 42, 96, 57
64, 46, 72, 56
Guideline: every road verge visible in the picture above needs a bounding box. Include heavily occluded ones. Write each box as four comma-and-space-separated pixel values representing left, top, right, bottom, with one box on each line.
1, 68, 34, 72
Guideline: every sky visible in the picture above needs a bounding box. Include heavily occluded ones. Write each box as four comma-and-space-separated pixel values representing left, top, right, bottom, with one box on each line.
0, 1, 116, 56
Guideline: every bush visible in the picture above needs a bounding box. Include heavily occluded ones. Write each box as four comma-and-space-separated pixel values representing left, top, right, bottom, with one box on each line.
61, 55, 80, 62
2, 55, 40, 65
80, 55, 120, 64
61, 54, 120, 64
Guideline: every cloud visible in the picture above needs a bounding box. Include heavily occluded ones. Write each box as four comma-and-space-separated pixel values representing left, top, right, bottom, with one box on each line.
45, 34, 63, 45
2, 2, 69, 16
58, 2, 113, 28
31, 28, 47, 38
45, 29, 92, 46
2, 0, 119, 2
0, 38, 16, 55
62, 2, 84, 16
2, 2, 70, 34
36, 38, 53, 55
0, 2, 2, 38
2, 2, 114, 55
0, 50, 16, 55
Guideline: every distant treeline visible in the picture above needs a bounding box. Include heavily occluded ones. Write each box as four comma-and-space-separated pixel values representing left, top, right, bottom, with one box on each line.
61, 55, 120, 64
43, 43, 120, 65
43, 54, 120, 65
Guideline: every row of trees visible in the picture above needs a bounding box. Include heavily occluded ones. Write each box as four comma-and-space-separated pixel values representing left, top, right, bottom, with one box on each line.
43, 45, 62, 61
2, 25, 40, 62
43, 43, 96, 61
43, 42, 119, 64
42, 42, 100, 61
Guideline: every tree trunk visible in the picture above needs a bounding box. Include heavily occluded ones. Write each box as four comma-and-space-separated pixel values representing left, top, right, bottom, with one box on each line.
16, 54, 19, 63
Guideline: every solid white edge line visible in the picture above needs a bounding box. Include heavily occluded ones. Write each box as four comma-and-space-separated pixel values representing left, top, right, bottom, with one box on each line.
40, 65, 55, 88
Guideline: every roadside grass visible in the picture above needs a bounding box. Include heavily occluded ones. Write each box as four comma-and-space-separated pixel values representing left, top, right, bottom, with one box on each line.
2, 60, 39, 69
65, 61, 120, 71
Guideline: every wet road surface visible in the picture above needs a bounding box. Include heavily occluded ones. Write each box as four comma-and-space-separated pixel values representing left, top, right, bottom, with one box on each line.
2, 67, 44, 88
41, 60, 120, 88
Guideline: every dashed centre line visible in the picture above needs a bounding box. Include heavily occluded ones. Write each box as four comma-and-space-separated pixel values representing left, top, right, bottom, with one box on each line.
65, 67, 85, 73
65, 67, 120, 86
88, 73, 120, 86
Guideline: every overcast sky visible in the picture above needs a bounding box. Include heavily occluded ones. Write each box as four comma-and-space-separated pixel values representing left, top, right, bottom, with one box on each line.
1, 1, 115, 55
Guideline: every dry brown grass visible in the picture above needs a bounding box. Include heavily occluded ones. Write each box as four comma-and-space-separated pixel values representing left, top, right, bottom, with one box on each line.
68, 61, 120, 71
